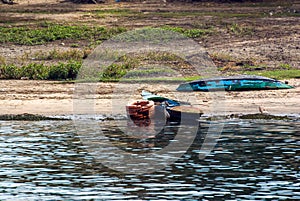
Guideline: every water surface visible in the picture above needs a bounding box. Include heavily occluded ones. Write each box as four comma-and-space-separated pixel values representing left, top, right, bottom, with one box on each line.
0, 119, 299, 200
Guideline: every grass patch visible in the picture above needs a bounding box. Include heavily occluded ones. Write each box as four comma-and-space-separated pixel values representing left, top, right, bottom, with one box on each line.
0, 22, 126, 45
100, 63, 132, 80
112, 27, 210, 44
137, 51, 185, 62
94, 9, 139, 17
227, 23, 254, 35
243, 69, 300, 80
93, 9, 263, 19
109, 77, 188, 83
161, 26, 211, 38
75, 50, 194, 82
33, 49, 91, 61
278, 63, 292, 70
0, 60, 81, 80
123, 67, 176, 78
112, 27, 185, 43
0, 24, 210, 47
152, 11, 260, 19
97, 50, 196, 82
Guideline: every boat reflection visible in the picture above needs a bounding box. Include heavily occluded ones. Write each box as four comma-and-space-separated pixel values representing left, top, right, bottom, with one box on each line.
102, 114, 202, 153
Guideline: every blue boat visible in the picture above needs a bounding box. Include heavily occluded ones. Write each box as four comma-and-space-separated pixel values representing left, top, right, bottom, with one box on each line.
176, 75, 293, 92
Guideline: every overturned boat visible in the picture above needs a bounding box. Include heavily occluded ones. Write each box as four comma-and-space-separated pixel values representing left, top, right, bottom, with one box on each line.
176, 75, 293, 92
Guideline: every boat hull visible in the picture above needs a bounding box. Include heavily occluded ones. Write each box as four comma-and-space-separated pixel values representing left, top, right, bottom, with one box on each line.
167, 106, 203, 122
176, 76, 293, 92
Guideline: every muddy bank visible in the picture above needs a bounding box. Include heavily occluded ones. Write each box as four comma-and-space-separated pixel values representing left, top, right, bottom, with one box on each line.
0, 112, 298, 121
0, 113, 69, 121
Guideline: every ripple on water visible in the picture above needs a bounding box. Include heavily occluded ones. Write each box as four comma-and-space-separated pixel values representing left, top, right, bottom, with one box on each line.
0, 120, 299, 200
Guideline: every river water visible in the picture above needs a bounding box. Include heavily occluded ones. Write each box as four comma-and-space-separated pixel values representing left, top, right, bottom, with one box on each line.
0, 118, 299, 200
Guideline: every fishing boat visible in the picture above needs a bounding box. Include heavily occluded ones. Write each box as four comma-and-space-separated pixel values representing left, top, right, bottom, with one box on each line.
141, 90, 203, 122
126, 100, 154, 120
176, 75, 293, 92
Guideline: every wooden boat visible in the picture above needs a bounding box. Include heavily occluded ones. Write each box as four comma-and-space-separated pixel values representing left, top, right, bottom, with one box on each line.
176, 75, 294, 92
166, 105, 203, 122
126, 100, 154, 120
141, 90, 203, 122
126, 99, 169, 127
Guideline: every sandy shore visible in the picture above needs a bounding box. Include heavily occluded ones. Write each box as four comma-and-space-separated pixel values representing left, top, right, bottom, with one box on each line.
1, 1, 299, 118
0, 79, 299, 117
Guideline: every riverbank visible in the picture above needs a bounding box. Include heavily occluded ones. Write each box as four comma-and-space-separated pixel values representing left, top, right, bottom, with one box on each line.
1, 1, 299, 119
1, 0, 299, 80
0, 79, 299, 117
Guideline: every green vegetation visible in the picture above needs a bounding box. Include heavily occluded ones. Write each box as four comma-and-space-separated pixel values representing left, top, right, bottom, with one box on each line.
210, 53, 299, 80
100, 63, 132, 80
33, 49, 91, 61
2, 53, 299, 81
149, 11, 261, 19
94, 9, 139, 17
124, 68, 175, 77
0, 2, 298, 82
244, 69, 300, 80
161, 26, 211, 38
135, 51, 185, 62
227, 23, 254, 35
0, 22, 126, 45
278, 63, 292, 70
91, 9, 263, 20
97, 51, 191, 82
0, 61, 81, 80
110, 26, 210, 45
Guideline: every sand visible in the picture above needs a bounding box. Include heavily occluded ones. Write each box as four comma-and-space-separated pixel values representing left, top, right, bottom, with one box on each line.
0, 79, 299, 117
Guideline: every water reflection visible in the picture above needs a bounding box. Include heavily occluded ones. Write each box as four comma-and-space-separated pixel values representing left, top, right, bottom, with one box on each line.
0, 119, 299, 200
101, 121, 184, 151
